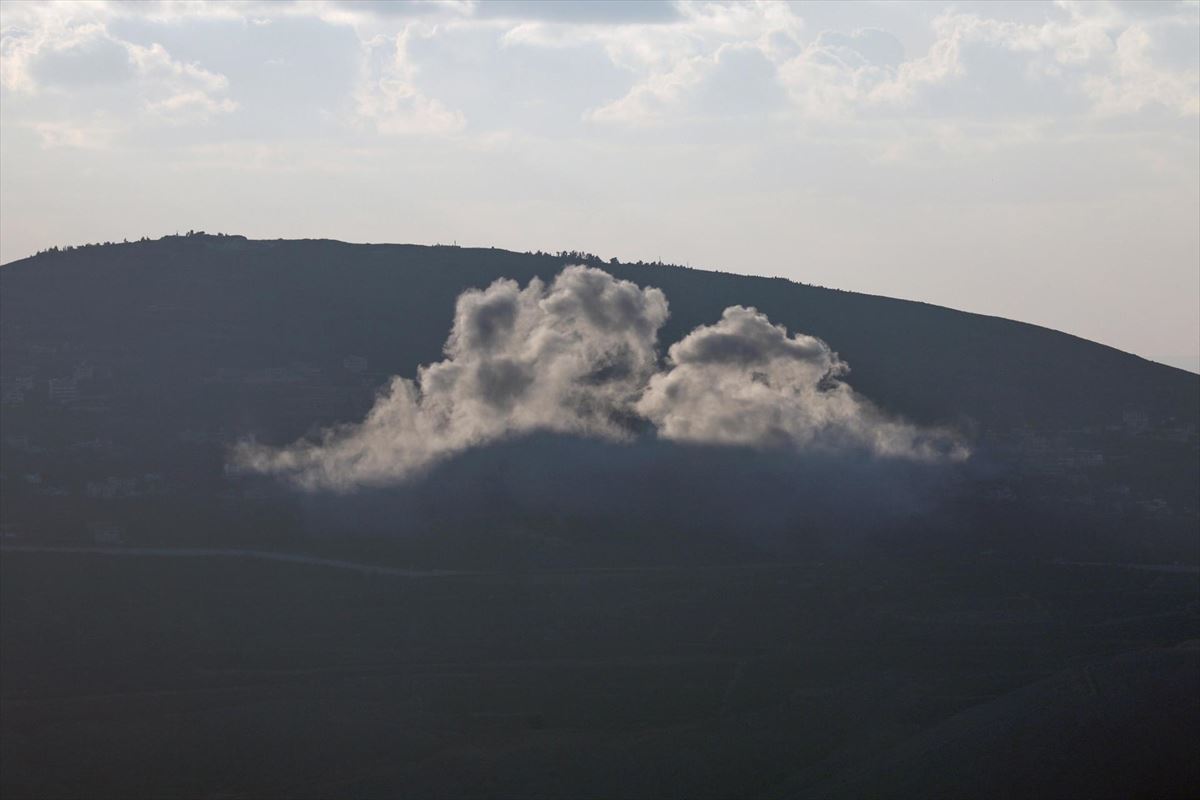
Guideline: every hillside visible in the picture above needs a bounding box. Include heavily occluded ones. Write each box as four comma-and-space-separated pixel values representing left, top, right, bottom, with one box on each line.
3, 234, 1196, 429
1, 234, 1197, 562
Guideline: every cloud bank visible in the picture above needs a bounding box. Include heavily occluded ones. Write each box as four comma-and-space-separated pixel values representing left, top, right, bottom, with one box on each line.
234, 267, 967, 491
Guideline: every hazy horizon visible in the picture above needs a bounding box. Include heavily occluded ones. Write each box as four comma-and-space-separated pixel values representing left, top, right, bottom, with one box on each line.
2, 0, 1198, 371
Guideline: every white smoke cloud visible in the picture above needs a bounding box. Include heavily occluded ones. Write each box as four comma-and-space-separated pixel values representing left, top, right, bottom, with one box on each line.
234, 266, 668, 490
235, 267, 967, 491
636, 305, 968, 461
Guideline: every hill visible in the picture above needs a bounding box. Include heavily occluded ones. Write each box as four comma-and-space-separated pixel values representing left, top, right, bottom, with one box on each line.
1, 234, 1197, 563
4, 234, 1196, 429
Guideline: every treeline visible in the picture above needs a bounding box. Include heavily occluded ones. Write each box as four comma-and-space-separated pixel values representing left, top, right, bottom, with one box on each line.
26, 233, 841, 291
32, 230, 240, 256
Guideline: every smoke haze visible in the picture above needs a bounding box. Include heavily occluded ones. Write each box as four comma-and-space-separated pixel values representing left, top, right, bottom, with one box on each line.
234, 267, 967, 491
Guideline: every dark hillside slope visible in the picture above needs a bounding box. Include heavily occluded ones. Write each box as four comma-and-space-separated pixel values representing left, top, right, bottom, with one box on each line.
2, 234, 1195, 431
1, 235, 1197, 562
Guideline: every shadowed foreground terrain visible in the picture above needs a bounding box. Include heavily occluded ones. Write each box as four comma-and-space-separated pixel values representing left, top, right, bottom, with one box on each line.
2, 551, 1197, 799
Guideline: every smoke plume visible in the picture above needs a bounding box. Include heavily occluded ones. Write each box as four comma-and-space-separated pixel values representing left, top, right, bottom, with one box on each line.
637, 305, 968, 461
234, 266, 668, 490
234, 267, 967, 491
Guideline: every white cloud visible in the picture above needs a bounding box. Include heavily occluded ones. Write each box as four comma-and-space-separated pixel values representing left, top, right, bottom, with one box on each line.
2, 5, 237, 141
575, 1, 805, 125
352, 25, 466, 135
126, 41, 237, 121
28, 118, 119, 149
6, 0, 1192, 143
774, 28, 907, 120
1084, 22, 1200, 115
775, 5, 1198, 121
549, 1, 1198, 127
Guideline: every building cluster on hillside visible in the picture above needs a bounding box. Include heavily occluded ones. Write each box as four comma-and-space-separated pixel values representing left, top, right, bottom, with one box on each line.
997, 431, 1107, 477
1, 362, 115, 410
971, 416, 1199, 523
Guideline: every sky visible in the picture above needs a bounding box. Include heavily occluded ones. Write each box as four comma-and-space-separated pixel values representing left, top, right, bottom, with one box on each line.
1, 1, 1197, 372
